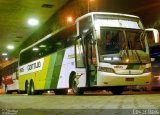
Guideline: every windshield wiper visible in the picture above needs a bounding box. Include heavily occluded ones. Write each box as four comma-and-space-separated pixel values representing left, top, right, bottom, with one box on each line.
139, 32, 145, 50
120, 31, 129, 62
134, 50, 142, 63
133, 32, 145, 64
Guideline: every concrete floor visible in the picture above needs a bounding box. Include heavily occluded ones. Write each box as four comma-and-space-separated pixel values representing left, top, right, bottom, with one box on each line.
0, 91, 160, 115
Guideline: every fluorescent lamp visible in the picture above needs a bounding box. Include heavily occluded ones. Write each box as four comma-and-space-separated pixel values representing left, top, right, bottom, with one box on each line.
5, 58, 8, 61
7, 45, 14, 50
2, 53, 7, 56
39, 45, 46, 48
28, 18, 39, 26
32, 48, 39, 51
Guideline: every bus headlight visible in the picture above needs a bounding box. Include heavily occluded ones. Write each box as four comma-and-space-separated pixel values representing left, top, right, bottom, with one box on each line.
143, 68, 151, 73
104, 57, 120, 61
99, 67, 115, 73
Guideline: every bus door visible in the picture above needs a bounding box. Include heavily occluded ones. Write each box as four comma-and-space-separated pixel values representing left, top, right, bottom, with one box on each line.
83, 33, 97, 86
84, 34, 97, 86
75, 32, 97, 87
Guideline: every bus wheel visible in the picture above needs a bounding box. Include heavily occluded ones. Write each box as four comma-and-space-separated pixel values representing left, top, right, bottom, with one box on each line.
30, 80, 36, 95
54, 89, 67, 95
25, 81, 30, 95
111, 86, 124, 95
4, 85, 8, 94
71, 75, 84, 95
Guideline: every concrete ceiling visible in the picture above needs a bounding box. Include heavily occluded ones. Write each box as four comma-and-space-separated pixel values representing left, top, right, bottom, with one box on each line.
0, 0, 68, 63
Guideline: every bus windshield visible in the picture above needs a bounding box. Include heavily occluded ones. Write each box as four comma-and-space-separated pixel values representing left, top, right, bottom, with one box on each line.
98, 28, 149, 63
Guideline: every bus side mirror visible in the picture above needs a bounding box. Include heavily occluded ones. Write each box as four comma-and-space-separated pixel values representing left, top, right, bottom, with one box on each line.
145, 28, 160, 44
153, 29, 160, 44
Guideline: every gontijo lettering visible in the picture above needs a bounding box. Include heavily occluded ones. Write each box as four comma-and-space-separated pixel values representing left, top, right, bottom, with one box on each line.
19, 58, 44, 76
27, 61, 41, 71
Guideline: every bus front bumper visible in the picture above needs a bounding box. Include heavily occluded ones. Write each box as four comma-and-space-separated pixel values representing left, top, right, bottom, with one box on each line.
97, 71, 151, 86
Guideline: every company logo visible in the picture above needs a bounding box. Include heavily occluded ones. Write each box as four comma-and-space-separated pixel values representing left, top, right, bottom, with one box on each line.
114, 65, 123, 69
19, 58, 44, 76
27, 61, 41, 71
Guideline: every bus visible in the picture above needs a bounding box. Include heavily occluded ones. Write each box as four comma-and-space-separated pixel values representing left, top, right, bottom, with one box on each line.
1, 60, 18, 93
18, 12, 152, 95
146, 28, 160, 90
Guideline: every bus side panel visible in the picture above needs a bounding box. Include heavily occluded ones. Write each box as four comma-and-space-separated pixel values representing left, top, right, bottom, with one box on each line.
57, 46, 76, 88
19, 73, 35, 90
44, 53, 57, 89
76, 68, 86, 87
35, 56, 51, 90
44, 50, 66, 89
19, 57, 48, 91
18, 75, 26, 90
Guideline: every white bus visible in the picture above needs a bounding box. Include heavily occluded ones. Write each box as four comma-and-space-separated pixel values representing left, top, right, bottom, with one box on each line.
1, 61, 18, 93
18, 12, 151, 95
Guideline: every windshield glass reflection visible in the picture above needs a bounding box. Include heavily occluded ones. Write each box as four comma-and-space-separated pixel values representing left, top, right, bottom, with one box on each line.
97, 28, 148, 63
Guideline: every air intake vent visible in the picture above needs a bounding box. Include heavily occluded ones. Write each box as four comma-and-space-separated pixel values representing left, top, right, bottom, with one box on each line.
42, 4, 54, 8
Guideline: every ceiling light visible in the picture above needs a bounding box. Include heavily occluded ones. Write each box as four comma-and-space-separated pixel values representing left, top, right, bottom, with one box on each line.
2, 53, 7, 56
7, 45, 14, 50
39, 45, 46, 48
32, 47, 39, 51
67, 17, 73, 23
28, 18, 39, 26
5, 58, 8, 61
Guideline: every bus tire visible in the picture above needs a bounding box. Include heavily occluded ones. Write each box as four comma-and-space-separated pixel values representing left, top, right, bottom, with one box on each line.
4, 85, 9, 94
30, 80, 36, 95
71, 74, 84, 95
25, 81, 30, 95
111, 86, 124, 95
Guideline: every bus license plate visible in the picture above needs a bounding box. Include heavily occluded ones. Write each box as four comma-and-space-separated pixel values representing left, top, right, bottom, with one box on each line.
125, 78, 134, 81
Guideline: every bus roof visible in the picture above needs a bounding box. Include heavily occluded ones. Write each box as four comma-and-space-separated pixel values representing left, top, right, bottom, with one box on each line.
76, 12, 140, 22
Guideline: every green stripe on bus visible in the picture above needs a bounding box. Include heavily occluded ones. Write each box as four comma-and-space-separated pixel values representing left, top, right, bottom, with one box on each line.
45, 53, 57, 89
50, 50, 65, 89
